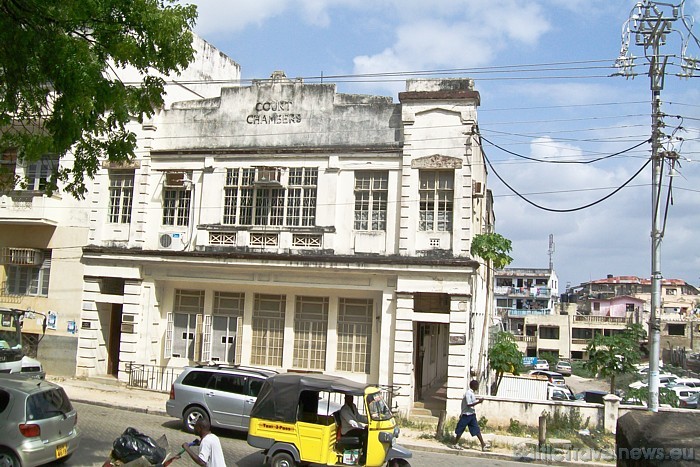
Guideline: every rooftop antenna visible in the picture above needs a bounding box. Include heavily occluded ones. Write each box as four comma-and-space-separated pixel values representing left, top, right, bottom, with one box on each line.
548, 234, 555, 271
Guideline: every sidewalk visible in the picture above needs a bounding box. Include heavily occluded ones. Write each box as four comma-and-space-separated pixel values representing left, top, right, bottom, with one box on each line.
47, 375, 612, 465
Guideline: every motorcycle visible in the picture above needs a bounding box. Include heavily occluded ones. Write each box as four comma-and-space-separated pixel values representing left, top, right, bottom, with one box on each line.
103, 427, 196, 466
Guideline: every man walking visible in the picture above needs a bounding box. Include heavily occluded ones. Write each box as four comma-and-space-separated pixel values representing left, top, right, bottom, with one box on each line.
181, 419, 226, 466
453, 380, 490, 451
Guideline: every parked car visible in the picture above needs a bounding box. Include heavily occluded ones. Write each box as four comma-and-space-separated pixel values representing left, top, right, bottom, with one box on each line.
575, 390, 608, 404
529, 370, 566, 386
166, 364, 278, 433
669, 385, 700, 401
629, 374, 678, 390
548, 384, 575, 401
679, 391, 700, 409
0, 376, 80, 466
669, 377, 700, 389
555, 361, 572, 376
534, 359, 549, 371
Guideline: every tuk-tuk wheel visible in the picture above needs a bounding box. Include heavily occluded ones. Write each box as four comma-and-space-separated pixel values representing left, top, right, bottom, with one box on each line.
388, 459, 410, 467
270, 451, 296, 467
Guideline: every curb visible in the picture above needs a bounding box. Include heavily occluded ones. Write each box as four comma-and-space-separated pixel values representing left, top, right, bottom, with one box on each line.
71, 398, 169, 418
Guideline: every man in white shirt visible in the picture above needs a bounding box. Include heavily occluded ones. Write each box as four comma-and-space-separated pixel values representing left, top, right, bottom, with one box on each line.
181, 419, 227, 467
453, 380, 490, 451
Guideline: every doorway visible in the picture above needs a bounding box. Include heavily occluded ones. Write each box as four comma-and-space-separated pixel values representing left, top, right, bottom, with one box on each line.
107, 304, 122, 376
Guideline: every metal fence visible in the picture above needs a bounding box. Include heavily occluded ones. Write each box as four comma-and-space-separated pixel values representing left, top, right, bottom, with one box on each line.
126, 363, 182, 393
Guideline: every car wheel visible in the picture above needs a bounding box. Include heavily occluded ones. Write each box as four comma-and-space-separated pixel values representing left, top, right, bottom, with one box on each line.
0, 448, 20, 467
183, 406, 209, 433
271, 451, 296, 467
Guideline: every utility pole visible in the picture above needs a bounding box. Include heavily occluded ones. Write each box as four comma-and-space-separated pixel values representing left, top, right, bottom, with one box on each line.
615, 0, 699, 411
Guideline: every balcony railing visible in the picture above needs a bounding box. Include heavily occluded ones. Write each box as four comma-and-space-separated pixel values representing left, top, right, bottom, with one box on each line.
507, 308, 551, 316
495, 286, 553, 298
573, 315, 632, 324
513, 335, 536, 343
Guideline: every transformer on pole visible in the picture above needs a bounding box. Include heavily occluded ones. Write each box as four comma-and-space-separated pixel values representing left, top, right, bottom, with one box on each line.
615, 0, 700, 411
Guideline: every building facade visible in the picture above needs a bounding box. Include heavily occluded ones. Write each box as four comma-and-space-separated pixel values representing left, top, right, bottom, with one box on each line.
0, 36, 240, 376
70, 69, 493, 414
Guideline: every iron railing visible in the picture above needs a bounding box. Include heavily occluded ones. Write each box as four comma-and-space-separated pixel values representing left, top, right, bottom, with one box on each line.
126, 363, 183, 393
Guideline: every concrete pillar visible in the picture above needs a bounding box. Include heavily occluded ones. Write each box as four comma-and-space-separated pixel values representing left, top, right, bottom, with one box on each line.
603, 394, 621, 434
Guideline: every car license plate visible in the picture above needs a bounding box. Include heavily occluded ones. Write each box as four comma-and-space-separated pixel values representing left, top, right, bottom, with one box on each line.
56, 443, 68, 459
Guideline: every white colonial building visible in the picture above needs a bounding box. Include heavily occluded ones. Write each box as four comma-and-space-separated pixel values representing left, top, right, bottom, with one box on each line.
2, 39, 495, 414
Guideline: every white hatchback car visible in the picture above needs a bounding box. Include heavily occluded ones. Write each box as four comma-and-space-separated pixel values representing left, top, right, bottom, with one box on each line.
534, 359, 549, 371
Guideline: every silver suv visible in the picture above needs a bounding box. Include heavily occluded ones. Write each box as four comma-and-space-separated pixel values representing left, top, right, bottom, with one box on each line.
166, 364, 277, 433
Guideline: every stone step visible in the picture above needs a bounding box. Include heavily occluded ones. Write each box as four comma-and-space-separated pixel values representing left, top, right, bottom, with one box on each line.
408, 414, 439, 425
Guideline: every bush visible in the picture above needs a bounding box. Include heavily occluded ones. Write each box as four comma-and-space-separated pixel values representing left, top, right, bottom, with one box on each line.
478, 415, 489, 432
508, 418, 525, 435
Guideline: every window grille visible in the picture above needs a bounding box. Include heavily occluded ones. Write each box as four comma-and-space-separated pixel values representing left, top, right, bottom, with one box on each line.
251, 294, 286, 367
163, 187, 191, 226
419, 170, 454, 231
354, 172, 388, 231
293, 296, 328, 370
209, 232, 236, 245
250, 233, 278, 247
292, 234, 322, 248
336, 298, 373, 374
4, 250, 51, 296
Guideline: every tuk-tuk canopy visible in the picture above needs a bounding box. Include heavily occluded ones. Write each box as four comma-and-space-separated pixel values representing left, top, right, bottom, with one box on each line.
250, 373, 374, 423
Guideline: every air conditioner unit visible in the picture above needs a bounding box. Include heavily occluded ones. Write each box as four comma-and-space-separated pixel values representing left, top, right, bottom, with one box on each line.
472, 181, 485, 197
0, 247, 44, 266
254, 167, 282, 185
158, 232, 186, 250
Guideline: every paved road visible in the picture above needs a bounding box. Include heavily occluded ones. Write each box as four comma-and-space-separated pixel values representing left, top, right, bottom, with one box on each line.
57, 402, 545, 467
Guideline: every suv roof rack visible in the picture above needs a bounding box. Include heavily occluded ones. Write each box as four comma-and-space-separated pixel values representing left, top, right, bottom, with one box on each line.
192, 362, 278, 377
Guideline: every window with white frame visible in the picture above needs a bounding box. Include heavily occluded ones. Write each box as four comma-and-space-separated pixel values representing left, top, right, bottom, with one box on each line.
223, 167, 317, 226
108, 172, 134, 224
419, 170, 453, 231
4, 250, 51, 296
293, 296, 328, 370
207, 292, 244, 365
166, 289, 204, 360
251, 294, 286, 367
354, 171, 388, 231
162, 172, 192, 226
336, 298, 373, 374
25, 155, 58, 191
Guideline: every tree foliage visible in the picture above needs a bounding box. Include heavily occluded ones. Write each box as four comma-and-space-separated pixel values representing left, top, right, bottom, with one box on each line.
0, 0, 197, 197
470, 233, 514, 270
584, 323, 646, 394
489, 331, 524, 395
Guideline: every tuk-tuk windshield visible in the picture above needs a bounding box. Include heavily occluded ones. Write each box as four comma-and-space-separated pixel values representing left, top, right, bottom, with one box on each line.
366, 391, 392, 421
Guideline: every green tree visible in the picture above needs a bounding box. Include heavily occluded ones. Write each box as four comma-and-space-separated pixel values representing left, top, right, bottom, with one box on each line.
0, 0, 197, 197
489, 331, 524, 395
584, 323, 646, 394
470, 233, 513, 269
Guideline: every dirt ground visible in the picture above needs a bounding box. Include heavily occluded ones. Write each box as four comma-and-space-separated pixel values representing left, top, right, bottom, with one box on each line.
566, 374, 612, 394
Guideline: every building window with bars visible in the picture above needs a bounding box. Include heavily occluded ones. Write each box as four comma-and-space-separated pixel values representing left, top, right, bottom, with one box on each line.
419, 170, 453, 231
293, 296, 328, 370
4, 250, 51, 296
223, 167, 317, 227
166, 289, 204, 360
108, 172, 134, 224
251, 294, 286, 367
354, 172, 388, 231
336, 298, 373, 374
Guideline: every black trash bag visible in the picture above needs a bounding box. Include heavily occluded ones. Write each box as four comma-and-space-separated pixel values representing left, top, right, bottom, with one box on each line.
112, 427, 167, 465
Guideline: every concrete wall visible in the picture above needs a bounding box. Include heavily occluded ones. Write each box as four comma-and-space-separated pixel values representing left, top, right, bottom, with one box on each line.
479, 396, 604, 430
37, 334, 78, 377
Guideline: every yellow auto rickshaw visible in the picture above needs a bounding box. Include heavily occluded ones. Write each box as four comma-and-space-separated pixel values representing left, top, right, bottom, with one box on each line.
247, 374, 411, 467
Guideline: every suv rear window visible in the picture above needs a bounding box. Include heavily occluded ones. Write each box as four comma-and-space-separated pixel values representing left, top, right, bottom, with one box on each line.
27, 387, 73, 421
181, 371, 214, 388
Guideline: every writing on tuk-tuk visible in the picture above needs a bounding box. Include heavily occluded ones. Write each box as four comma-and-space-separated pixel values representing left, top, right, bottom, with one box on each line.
247, 374, 411, 467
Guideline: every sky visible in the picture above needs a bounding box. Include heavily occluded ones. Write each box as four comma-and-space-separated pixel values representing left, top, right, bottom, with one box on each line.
179, 0, 700, 291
